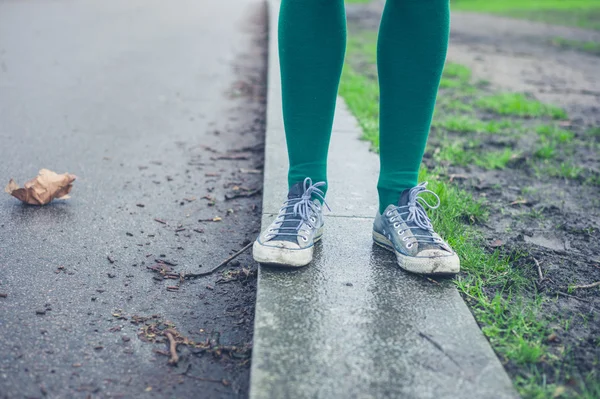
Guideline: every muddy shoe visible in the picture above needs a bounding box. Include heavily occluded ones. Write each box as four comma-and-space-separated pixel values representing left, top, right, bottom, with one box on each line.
373, 182, 460, 275
253, 178, 328, 267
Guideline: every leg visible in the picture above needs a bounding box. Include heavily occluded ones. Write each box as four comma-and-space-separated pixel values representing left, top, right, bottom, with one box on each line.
372, 0, 459, 275
253, 0, 346, 268
377, 0, 449, 213
279, 0, 346, 194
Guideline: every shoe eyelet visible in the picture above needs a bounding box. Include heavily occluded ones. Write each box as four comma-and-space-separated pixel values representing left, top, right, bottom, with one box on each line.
393, 222, 400, 228
310, 217, 316, 223
407, 243, 414, 249
402, 236, 408, 242
386, 211, 393, 217
398, 230, 404, 235
390, 217, 396, 222
301, 236, 308, 242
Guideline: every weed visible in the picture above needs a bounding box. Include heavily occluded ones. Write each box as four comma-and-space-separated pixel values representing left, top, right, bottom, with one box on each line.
536, 125, 574, 143
476, 93, 567, 119
437, 98, 476, 113
443, 62, 472, 82
339, 66, 380, 150
551, 37, 600, 56
451, 0, 600, 31
476, 148, 516, 170
542, 161, 584, 180
534, 136, 557, 160
434, 115, 486, 133
587, 127, 600, 137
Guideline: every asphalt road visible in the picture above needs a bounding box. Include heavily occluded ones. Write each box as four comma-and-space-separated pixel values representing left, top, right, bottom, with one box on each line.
0, 0, 266, 397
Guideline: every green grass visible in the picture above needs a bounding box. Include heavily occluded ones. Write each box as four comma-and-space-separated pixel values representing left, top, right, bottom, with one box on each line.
536, 125, 575, 143
451, 0, 600, 30
476, 93, 568, 119
587, 127, 600, 137
339, 66, 380, 150
552, 37, 600, 56
535, 137, 557, 159
443, 62, 472, 82
478, 148, 517, 169
538, 161, 584, 180
434, 115, 521, 135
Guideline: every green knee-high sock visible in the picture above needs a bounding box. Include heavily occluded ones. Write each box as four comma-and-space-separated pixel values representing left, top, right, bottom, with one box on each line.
377, 0, 450, 213
279, 0, 346, 194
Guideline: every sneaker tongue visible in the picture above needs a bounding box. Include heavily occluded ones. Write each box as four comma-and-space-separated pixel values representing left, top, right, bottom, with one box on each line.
397, 187, 435, 244
397, 188, 412, 207
272, 182, 305, 243
287, 182, 304, 199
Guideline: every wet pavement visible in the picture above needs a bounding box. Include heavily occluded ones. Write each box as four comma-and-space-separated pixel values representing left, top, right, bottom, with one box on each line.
0, 0, 266, 397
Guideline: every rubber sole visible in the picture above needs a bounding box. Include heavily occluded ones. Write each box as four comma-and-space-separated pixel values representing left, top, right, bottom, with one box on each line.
253, 229, 323, 268
372, 231, 460, 275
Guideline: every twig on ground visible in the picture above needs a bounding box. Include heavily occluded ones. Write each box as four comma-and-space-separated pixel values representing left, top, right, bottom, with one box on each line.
533, 258, 544, 282
556, 291, 590, 303
225, 189, 261, 200
570, 281, 600, 290
184, 242, 252, 279
165, 330, 179, 365
0, 293, 7, 298
182, 374, 225, 384
425, 277, 441, 286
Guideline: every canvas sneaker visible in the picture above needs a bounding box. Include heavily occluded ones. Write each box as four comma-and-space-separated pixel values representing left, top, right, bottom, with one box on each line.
253, 178, 328, 267
373, 182, 460, 275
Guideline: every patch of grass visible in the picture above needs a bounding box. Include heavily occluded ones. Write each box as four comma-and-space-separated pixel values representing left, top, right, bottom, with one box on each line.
435, 115, 521, 135
451, 0, 600, 30
535, 140, 557, 160
477, 148, 517, 170
434, 115, 487, 133
587, 127, 600, 138
339, 65, 380, 150
536, 125, 575, 143
475, 93, 568, 119
439, 78, 464, 89
434, 140, 476, 166
443, 62, 472, 82
551, 37, 600, 56
537, 160, 584, 180
437, 98, 476, 113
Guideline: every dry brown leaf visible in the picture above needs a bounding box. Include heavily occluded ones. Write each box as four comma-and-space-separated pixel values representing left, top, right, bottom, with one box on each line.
5, 169, 76, 205
490, 239, 504, 248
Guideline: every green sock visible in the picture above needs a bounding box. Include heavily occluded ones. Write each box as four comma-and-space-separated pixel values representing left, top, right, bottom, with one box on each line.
377, 0, 450, 213
278, 0, 346, 195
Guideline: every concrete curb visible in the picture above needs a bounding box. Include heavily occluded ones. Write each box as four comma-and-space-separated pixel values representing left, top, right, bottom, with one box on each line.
249, 1, 519, 398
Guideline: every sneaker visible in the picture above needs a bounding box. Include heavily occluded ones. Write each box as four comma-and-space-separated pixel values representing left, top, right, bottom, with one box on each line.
253, 178, 328, 267
373, 182, 460, 275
